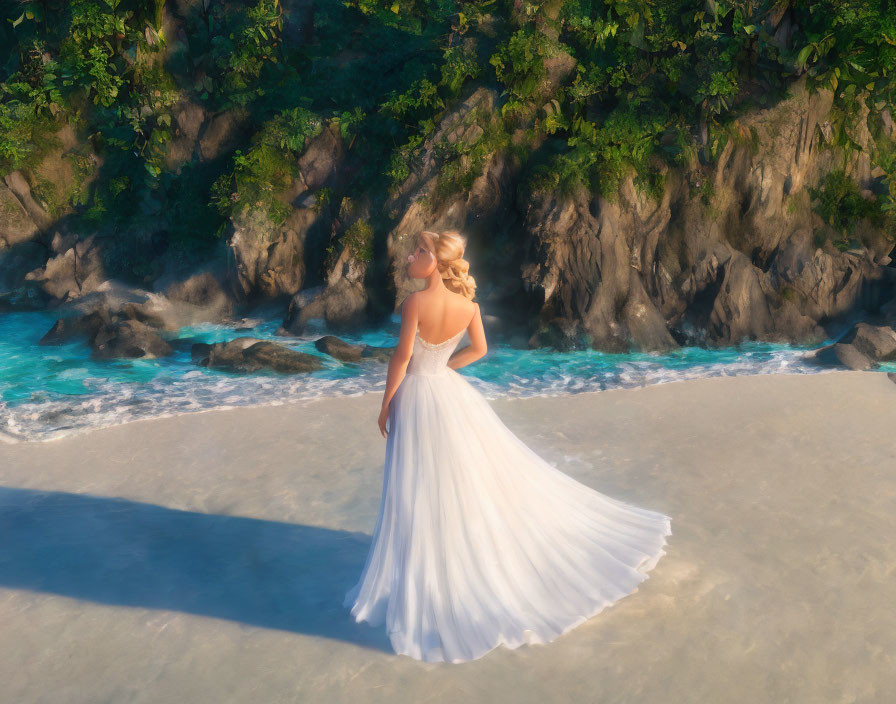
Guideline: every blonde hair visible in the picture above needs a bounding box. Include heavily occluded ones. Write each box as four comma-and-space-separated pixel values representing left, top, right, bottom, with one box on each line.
418, 230, 477, 300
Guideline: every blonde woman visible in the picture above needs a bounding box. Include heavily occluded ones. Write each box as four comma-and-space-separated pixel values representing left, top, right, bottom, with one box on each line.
343, 229, 672, 663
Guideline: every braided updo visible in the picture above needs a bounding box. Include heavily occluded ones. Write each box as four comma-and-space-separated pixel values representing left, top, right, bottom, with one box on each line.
419, 230, 477, 300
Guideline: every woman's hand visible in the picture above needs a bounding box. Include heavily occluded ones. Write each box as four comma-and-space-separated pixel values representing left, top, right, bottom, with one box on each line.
377, 403, 390, 439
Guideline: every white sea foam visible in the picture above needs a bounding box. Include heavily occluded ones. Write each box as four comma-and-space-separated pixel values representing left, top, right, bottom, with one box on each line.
0, 345, 845, 443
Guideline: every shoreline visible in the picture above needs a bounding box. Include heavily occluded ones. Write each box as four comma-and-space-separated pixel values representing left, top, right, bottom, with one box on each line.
0, 364, 864, 445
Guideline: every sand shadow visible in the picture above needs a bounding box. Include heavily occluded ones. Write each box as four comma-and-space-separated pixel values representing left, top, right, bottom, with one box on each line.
0, 486, 391, 654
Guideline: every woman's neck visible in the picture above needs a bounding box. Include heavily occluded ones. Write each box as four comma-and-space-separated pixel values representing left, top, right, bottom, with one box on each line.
423, 269, 446, 292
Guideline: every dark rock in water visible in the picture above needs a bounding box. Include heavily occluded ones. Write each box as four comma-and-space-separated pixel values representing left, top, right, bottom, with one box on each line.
38, 280, 220, 358
190, 342, 214, 366
315, 335, 363, 362
838, 322, 896, 362
241, 341, 324, 373
313, 335, 395, 363
39, 311, 107, 345
360, 344, 394, 362
191, 336, 262, 367
39, 295, 186, 360
192, 337, 324, 374
808, 342, 875, 371
888, 372, 896, 385
64, 279, 231, 332
90, 319, 174, 360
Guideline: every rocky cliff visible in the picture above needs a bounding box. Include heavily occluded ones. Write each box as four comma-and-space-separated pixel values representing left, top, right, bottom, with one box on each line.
2, 3, 895, 355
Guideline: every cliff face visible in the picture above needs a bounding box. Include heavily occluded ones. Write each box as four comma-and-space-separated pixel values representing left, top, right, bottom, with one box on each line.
514, 78, 896, 351
1, 77, 894, 351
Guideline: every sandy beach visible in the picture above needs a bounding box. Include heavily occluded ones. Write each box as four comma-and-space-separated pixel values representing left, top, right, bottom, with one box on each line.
1, 370, 895, 703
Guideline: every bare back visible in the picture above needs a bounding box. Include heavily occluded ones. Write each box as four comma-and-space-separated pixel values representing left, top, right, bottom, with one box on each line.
414, 289, 477, 346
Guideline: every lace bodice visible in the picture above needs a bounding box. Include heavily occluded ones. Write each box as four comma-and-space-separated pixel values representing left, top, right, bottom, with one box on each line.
406, 328, 466, 376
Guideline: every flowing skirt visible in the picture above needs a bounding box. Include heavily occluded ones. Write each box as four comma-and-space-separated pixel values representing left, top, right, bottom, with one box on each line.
343, 368, 672, 663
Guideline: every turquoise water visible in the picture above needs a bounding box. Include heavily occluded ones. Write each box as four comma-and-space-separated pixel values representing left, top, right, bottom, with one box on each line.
1, 309, 886, 442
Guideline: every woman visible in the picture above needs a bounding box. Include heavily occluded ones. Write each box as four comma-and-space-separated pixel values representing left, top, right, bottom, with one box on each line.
343, 229, 672, 664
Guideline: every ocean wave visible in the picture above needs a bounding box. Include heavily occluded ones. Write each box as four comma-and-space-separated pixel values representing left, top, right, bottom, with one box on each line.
0, 339, 840, 443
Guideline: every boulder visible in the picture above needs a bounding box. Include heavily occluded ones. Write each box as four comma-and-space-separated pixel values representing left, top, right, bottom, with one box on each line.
39, 311, 107, 345
227, 208, 310, 301
191, 337, 324, 374
64, 279, 231, 331
278, 232, 369, 335
151, 258, 234, 323
240, 340, 324, 373
24, 233, 106, 302
90, 319, 174, 360
838, 322, 896, 362
314, 335, 363, 362
808, 342, 875, 371
190, 342, 214, 366
360, 344, 394, 362
313, 335, 394, 362
191, 336, 263, 366
37, 277, 237, 358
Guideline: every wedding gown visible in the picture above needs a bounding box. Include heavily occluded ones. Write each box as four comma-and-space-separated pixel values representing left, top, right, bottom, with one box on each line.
343, 326, 672, 663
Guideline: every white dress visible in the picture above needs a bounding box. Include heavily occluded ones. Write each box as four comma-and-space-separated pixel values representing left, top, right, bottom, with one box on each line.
343, 326, 672, 663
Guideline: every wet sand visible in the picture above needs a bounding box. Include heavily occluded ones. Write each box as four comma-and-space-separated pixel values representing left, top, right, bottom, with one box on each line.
1, 370, 895, 703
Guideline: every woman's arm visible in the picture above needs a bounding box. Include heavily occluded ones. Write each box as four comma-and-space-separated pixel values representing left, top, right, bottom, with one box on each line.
447, 302, 487, 371
381, 293, 420, 410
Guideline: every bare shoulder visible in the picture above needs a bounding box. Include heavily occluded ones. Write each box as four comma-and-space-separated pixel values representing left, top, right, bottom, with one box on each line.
401, 291, 420, 311
445, 289, 476, 313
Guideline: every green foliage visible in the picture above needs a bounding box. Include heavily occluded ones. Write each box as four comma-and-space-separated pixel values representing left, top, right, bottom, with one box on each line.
209, 106, 328, 227
59, 0, 143, 108
324, 214, 374, 268
1, 0, 895, 279
809, 169, 893, 250
868, 115, 896, 236
790, 0, 895, 105
592, 104, 669, 198
342, 218, 375, 263
314, 187, 334, 210
440, 44, 481, 98
489, 28, 566, 104
386, 133, 424, 194
529, 101, 671, 200
0, 41, 64, 172
380, 78, 445, 126
432, 104, 512, 201
332, 106, 367, 143
207, 0, 284, 108
268, 106, 326, 152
